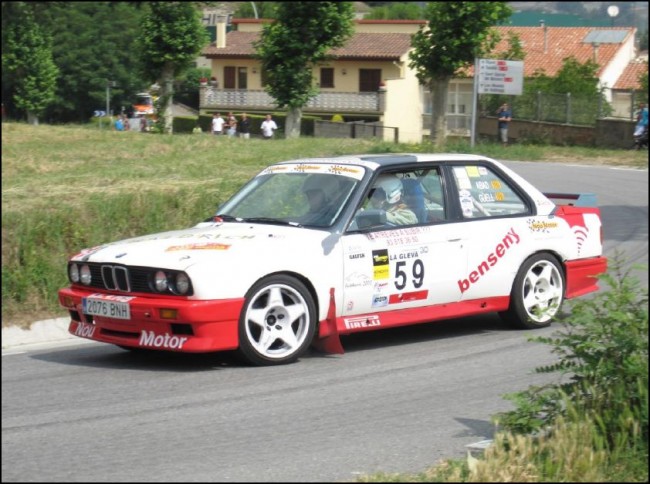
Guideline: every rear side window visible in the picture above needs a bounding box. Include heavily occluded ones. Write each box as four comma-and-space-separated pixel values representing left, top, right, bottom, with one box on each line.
450, 164, 528, 218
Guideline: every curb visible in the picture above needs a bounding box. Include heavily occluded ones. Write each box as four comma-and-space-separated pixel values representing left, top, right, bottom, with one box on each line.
2, 317, 74, 349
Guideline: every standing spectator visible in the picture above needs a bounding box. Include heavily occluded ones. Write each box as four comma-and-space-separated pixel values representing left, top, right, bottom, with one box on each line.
140, 116, 148, 132
497, 103, 512, 147
261, 114, 278, 139
212, 112, 225, 135
238, 113, 251, 139
114, 115, 124, 131
123, 115, 130, 131
634, 102, 648, 136
226, 112, 237, 137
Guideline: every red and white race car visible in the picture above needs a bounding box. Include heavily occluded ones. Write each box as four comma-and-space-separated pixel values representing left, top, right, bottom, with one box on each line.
59, 154, 607, 365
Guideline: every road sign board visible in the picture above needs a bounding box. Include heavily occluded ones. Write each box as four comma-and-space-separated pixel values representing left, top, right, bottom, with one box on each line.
477, 59, 524, 95
94, 110, 106, 117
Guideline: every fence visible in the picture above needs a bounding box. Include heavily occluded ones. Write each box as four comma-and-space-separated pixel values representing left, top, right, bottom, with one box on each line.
479, 88, 647, 126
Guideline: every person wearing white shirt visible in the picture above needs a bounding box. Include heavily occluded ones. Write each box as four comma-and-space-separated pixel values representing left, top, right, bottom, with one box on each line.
211, 112, 225, 135
260, 114, 278, 139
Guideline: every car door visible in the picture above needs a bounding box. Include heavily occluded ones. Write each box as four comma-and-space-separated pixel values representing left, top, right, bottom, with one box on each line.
341, 166, 468, 318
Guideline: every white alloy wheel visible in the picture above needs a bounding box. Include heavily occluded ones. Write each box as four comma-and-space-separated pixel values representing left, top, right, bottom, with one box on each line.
238, 275, 316, 366
500, 254, 565, 329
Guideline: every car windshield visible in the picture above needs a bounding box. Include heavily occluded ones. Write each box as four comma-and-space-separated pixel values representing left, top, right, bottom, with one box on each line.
216, 164, 364, 228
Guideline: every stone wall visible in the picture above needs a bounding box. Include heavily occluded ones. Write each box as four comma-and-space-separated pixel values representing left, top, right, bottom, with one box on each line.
478, 117, 638, 149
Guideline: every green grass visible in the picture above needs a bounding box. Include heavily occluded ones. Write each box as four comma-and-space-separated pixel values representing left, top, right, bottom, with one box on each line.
2, 121, 647, 327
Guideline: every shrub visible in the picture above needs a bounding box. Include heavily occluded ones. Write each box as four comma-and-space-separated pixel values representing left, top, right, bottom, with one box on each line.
495, 253, 648, 446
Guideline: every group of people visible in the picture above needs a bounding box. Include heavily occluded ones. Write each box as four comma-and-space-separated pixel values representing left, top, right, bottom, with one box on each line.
114, 114, 149, 132
209, 112, 278, 139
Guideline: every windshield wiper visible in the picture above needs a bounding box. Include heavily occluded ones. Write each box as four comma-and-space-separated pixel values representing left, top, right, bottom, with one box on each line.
240, 217, 302, 227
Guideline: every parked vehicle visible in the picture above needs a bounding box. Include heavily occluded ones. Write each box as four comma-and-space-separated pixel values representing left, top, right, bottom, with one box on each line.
59, 154, 607, 366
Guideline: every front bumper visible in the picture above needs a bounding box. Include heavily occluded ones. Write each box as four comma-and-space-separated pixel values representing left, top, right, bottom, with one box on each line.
59, 287, 245, 352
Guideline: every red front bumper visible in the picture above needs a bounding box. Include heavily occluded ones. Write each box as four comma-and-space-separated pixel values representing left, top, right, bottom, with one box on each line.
58, 287, 245, 353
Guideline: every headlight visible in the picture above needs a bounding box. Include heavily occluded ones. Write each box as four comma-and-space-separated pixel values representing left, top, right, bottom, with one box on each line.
80, 265, 92, 285
154, 271, 169, 292
69, 263, 80, 283
174, 272, 190, 295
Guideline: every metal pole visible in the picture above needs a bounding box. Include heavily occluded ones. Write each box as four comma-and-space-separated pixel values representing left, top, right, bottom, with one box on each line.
470, 57, 479, 147
250, 2, 258, 19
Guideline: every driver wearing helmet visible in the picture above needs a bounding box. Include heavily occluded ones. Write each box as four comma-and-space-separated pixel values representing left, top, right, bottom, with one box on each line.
367, 174, 418, 226
299, 174, 341, 225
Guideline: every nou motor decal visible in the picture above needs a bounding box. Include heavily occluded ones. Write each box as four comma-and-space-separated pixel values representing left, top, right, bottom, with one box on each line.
458, 227, 521, 294
139, 331, 188, 349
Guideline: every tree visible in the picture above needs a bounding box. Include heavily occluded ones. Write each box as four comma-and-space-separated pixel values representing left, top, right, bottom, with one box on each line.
409, 2, 512, 146
254, 2, 355, 138
364, 3, 424, 20
2, 2, 58, 125
234, 2, 279, 19
138, 2, 208, 133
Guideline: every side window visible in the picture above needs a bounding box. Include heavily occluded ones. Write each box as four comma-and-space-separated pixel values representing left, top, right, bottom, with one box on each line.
320, 68, 334, 88
451, 164, 528, 218
350, 169, 444, 231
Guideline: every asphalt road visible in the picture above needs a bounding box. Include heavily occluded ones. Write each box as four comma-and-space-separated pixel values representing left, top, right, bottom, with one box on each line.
2, 161, 647, 482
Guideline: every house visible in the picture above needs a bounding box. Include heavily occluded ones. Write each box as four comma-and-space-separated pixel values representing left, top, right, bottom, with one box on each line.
200, 18, 639, 142
611, 53, 648, 119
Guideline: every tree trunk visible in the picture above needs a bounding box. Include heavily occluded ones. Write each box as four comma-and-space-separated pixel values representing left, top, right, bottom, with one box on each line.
27, 111, 39, 126
429, 77, 450, 147
161, 63, 175, 134
285, 106, 302, 139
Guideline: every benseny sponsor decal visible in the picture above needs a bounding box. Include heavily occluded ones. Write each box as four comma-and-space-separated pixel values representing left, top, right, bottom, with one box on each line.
139, 331, 188, 349
458, 227, 521, 294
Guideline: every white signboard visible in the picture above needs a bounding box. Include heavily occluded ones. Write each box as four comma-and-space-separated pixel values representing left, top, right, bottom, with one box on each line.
477, 59, 524, 95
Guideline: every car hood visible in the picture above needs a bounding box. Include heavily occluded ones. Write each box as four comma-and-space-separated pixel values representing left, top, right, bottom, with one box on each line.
71, 222, 332, 271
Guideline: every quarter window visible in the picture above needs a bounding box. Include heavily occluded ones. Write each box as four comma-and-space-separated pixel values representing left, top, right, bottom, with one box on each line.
451, 164, 528, 218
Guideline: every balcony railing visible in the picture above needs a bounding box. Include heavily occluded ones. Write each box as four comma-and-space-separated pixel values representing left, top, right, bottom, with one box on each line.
200, 87, 383, 113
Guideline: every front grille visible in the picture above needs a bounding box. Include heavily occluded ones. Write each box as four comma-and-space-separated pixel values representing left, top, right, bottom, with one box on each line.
73, 262, 193, 296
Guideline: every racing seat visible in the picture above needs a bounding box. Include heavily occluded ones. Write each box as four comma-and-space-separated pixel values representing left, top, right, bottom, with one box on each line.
401, 178, 427, 224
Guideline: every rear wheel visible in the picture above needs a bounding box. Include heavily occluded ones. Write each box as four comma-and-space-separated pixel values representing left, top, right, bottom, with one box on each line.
237, 275, 317, 366
499, 253, 564, 329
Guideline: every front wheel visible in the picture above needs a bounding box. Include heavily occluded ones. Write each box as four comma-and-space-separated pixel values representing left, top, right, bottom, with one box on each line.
237, 275, 317, 366
499, 253, 565, 329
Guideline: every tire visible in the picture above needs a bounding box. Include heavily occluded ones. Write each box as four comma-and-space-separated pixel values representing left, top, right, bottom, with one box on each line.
499, 253, 565, 329
237, 275, 317, 366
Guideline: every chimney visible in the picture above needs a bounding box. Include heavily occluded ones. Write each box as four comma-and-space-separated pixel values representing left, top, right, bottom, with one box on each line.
592, 42, 600, 63
540, 20, 548, 54
216, 15, 227, 48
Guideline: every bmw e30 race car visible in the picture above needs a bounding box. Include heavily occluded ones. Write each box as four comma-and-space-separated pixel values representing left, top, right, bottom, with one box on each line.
58, 154, 607, 366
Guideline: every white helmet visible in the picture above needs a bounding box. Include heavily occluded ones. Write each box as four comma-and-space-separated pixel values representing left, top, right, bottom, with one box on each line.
373, 175, 402, 204
302, 174, 340, 202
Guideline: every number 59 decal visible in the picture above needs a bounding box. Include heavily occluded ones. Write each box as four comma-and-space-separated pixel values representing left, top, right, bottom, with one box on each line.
394, 259, 424, 290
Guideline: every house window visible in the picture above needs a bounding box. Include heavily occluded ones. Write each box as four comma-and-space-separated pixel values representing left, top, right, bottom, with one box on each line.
320, 68, 334, 88
359, 69, 381, 92
238, 67, 247, 89
224, 66, 236, 89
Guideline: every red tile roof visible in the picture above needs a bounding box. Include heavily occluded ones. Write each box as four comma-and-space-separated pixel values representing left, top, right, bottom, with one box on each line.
613, 60, 648, 90
204, 31, 412, 60
204, 25, 636, 78
487, 26, 635, 77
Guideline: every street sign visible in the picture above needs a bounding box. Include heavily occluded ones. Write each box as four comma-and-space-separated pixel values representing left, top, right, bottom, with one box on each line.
94, 110, 106, 117
477, 59, 524, 95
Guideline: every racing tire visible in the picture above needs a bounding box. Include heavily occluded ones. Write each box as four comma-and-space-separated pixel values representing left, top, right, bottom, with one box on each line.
499, 253, 565, 330
237, 275, 317, 366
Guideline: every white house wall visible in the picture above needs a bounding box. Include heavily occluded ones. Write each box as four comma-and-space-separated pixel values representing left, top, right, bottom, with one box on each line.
382, 52, 423, 143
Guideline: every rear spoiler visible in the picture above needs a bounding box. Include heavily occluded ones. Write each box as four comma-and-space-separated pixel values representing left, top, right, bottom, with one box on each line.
543, 192, 598, 207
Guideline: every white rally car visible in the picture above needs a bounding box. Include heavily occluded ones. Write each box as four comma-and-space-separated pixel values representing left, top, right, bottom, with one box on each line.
59, 154, 607, 365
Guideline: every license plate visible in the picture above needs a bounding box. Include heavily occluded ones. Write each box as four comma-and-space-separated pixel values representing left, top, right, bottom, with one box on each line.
83, 296, 131, 320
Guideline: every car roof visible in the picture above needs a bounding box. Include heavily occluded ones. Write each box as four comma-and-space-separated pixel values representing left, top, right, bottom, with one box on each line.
275, 153, 495, 171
